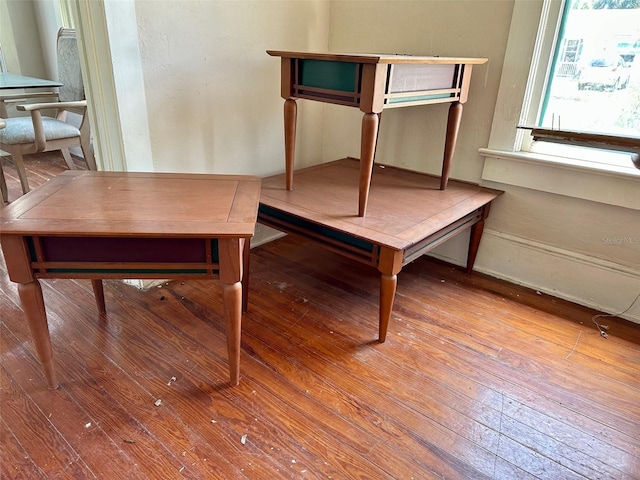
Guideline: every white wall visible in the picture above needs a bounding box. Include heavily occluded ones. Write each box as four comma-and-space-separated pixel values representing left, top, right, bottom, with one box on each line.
0, 0, 19, 73
0, 0, 63, 79
133, 0, 330, 177
1, 1, 47, 77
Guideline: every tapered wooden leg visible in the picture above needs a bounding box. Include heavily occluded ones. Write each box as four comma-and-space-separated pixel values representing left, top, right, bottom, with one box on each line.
373, 112, 383, 159
18, 280, 58, 389
467, 204, 491, 273
379, 273, 397, 343
441, 101, 463, 190
241, 238, 249, 312
219, 238, 244, 386
466, 220, 484, 273
223, 281, 242, 386
359, 112, 380, 217
82, 143, 97, 171
284, 98, 297, 191
91, 279, 106, 315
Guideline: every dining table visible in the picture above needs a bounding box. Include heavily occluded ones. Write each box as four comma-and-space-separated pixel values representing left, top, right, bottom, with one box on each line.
0, 72, 62, 117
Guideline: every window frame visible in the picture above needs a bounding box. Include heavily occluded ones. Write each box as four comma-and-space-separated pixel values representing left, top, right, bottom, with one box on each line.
480, 0, 639, 211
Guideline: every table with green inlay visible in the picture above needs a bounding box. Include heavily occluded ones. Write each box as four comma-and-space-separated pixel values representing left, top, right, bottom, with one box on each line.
0, 170, 261, 388
267, 51, 487, 216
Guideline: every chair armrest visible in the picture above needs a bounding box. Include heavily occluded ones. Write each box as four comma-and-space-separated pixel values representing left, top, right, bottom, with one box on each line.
16, 100, 87, 152
0, 119, 6, 129
0, 92, 59, 117
17, 100, 87, 111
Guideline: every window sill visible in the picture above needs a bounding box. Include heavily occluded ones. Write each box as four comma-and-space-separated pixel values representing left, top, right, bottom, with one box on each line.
479, 148, 639, 210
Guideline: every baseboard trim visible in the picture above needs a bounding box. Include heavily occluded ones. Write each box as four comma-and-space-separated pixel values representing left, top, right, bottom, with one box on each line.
431, 229, 640, 324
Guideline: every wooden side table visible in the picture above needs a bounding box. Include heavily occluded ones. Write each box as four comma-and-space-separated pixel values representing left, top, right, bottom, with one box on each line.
258, 158, 503, 341
0, 171, 261, 388
267, 51, 487, 216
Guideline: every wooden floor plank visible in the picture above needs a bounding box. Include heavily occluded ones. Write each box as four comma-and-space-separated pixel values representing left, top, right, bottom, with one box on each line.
0, 289, 205, 479
95, 280, 396, 479
32, 276, 391, 479
37, 280, 277, 480
0, 417, 48, 479
242, 235, 636, 476
240, 259, 579, 479
0, 323, 146, 479
240, 282, 503, 470
0, 364, 94, 479
392, 279, 640, 441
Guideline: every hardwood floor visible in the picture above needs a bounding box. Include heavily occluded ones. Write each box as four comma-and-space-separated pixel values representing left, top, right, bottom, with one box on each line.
1, 153, 639, 479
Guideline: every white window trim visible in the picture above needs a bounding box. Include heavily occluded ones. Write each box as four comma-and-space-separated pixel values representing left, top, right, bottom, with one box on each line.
480, 0, 639, 210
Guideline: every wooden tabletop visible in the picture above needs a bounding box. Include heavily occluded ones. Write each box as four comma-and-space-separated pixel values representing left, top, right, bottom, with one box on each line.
266, 50, 488, 65
260, 158, 502, 251
0, 171, 261, 238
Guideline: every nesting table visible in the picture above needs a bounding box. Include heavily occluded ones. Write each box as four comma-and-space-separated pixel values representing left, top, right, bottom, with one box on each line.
267, 50, 487, 216
259, 158, 503, 341
0, 171, 261, 388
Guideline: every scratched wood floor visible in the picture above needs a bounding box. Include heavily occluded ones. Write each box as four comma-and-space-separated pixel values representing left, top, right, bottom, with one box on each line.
1, 153, 639, 479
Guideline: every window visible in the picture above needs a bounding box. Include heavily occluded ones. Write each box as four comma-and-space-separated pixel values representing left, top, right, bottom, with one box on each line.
523, 0, 640, 168
540, 0, 639, 135
480, 0, 638, 210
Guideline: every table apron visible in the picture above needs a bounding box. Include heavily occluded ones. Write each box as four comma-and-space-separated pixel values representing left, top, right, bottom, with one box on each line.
257, 208, 379, 266
402, 208, 483, 265
3, 235, 235, 280
257, 205, 486, 270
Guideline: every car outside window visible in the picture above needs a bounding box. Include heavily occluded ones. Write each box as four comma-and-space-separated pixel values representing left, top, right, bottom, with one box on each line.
537, 0, 640, 140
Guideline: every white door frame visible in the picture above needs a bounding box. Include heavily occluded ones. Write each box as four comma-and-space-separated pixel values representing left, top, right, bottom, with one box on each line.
66, 0, 154, 172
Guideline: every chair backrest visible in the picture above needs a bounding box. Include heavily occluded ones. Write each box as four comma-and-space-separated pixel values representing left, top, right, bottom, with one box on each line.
56, 28, 84, 102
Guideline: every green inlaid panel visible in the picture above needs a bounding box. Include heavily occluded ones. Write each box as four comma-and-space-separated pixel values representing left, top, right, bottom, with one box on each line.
47, 268, 211, 274
298, 59, 358, 93
259, 205, 374, 253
